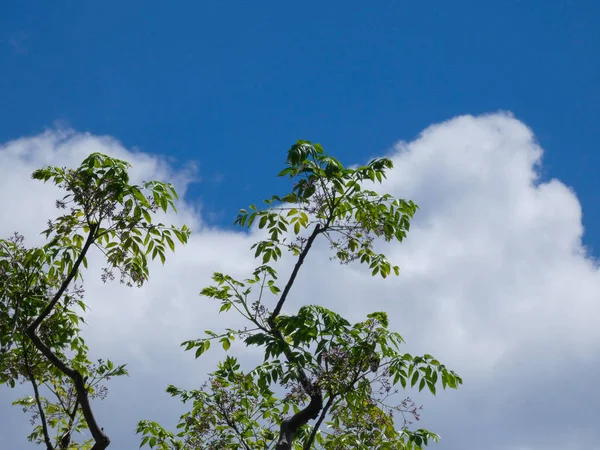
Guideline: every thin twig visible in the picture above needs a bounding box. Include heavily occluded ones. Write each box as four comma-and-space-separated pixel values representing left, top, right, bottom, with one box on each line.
269, 223, 323, 326
24, 351, 54, 450
28, 223, 97, 333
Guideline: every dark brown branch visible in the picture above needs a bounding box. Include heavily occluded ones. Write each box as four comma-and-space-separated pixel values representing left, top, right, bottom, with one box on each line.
68, 397, 80, 424
59, 397, 79, 449
26, 332, 75, 377
270, 326, 323, 449
73, 371, 110, 449
303, 395, 335, 450
276, 385, 323, 450
31, 376, 54, 450
28, 223, 97, 333
268, 221, 334, 448
268, 224, 322, 327
25, 332, 110, 448
24, 353, 54, 450
26, 223, 110, 449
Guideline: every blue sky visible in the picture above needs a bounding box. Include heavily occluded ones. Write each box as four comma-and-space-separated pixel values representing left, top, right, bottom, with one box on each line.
2, 0, 599, 253
1, 2, 600, 450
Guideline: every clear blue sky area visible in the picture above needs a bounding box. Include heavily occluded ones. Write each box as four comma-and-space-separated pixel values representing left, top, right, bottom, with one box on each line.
1, 1, 598, 255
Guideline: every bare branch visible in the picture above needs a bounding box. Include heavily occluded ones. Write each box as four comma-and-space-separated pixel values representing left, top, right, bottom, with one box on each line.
28, 223, 97, 333
24, 352, 54, 450
268, 223, 323, 326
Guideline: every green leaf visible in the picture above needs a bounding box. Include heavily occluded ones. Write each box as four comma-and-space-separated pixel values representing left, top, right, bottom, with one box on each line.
165, 235, 175, 252
258, 215, 268, 229
411, 371, 419, 387
221, 338, 231, 351
427, 382, 436, 395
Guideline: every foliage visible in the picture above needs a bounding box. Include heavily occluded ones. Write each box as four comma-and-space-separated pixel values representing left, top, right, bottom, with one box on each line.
137, 142, 461, 449
0, 153, 190, 449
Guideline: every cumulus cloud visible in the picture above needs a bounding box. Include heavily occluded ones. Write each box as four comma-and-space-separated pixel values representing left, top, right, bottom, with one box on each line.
1, 114, 598, 450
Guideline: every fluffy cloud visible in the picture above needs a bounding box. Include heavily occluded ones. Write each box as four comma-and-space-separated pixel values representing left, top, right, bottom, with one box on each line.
0, 114, 598, 450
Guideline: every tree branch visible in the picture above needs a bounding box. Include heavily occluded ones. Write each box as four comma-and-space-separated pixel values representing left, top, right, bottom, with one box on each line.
267, 220, 333, 448
303, 395, 335, 450
26, 223, 110, 449
28, 223, 97, 333
268, 223, 322, 327
24, 353, 54, 450
58, 397, 79, 449
73, 371, 110, 449
276, 384, 323, 450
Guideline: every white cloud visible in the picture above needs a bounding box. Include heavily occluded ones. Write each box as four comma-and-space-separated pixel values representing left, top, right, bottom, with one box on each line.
1, 114, 598, 450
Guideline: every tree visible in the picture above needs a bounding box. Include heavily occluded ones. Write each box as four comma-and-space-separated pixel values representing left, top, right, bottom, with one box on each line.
137, 141, 461, 449
0, 153, 190, 449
